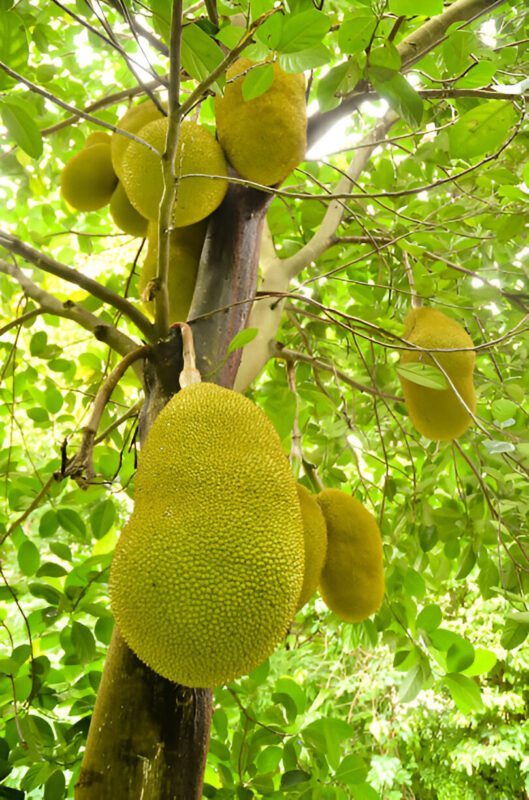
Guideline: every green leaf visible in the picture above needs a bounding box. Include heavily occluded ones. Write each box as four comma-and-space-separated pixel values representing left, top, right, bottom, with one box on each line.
280, 770, 311, 788
446, 637, 475, 672
227, 328, 259, 355
389, 0, 442, 13
57, 508, 86, 540
370, 72, 423, 128
44, 769, 66, 800
28, 582, 62, 605
181, 24, 224, 92
71, 621, 96, 664
338, 15, 377, 54
462, 648, 497, 677
302, 718, 354, 770
500, 618, 529, 650
0, 102, 43, 159
275, 8, 331, 54
397, 362, 448, 389
273, 676, 306, 714
39, 510, 59, 538
443, 673, 483, 714
90, 498, 116, 540
367, 41, 401, 80
416, 604, 442, 632
398, 659, 430, 703
0, 12, 29, 88
17, 539, 40, 576
448, 100, 517, 160
242, 62, 274, 101
279, 44, 331, 73
334, 753, 368, 785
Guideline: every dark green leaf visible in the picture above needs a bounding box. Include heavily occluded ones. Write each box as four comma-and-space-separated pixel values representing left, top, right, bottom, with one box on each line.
446, 637, 475, 673
90, 498, 116, 540
17, 539, 40, 576
334, 753, 368, 785
275, 8, 330, 54
71, 621, 96, 664
416, 604, 442, 632
370, 72, 423, 128
280, 770, 311, 788
338, 15, 377, 54
448, 100, 517, 160
181, 23, 224, 92
57, 508, 86, 539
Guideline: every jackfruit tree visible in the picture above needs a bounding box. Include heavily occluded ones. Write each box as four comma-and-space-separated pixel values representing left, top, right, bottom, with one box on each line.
1, 1, 529, 799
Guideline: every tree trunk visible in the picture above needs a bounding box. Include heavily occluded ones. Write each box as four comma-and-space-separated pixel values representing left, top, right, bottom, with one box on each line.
75, 182, 270, 799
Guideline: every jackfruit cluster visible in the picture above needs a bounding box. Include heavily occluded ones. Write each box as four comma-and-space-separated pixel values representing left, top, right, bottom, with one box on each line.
295, 486, 385, 623
109, 382, 305, 689
398, 306, 476, 441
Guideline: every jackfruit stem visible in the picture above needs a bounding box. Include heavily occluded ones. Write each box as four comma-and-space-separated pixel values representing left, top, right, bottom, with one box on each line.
171, 321, 202, 388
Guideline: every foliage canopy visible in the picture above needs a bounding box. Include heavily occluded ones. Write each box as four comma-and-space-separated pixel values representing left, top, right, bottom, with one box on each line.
0, 0, 528, 798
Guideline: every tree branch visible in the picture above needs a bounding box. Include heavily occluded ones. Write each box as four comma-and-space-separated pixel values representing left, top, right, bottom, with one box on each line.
0, 233, 154, 340
0, 259, 142, 368
234, 111, 398, 392
61, 345, 150, 488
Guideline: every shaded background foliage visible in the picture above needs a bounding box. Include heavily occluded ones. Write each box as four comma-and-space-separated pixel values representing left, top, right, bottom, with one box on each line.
0, 0, 529, 797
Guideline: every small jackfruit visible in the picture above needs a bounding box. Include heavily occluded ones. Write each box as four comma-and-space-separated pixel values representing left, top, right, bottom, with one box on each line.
316, 489, 384, 623
398, 306, 476, 441
110, 182, 149, 237
109, 382, 305, 688
138, 219, 206, 322
120, 117, 229, 226
111, 98, 166, 181
296, 484, 327, 611
85, 131, 112, 147
60, 141, 118, 212
215, 58, 307, 186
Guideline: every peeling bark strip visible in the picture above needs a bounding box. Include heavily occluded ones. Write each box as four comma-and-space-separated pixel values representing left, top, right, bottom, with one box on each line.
188, 178, 273, 389
75, 628, 212, 800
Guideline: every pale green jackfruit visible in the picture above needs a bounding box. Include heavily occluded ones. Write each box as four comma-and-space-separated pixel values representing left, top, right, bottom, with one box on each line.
138, 219, 206, 323
111, 98, 166, 181
317, 489, 384, 623
60, 142, 118, 212
215, 58, 307, 186
120, 117, 229, 226
110, 182, 149, 237
296, 484, 327, 611
399, 306, 476, 441
109, 382, 305, 688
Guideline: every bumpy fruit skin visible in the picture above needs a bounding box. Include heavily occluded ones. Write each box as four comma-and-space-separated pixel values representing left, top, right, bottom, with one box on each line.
215, 58, 307, 186
120, 117, 229, 226
111, 99, 165, 181
60, 142, 118, 212
296, 484, 328, 611
399, 306, 476, 441
316, 489, 384, 623
109, 383, 305, 688
138, 219, 206, 322
110, 182, 149, 237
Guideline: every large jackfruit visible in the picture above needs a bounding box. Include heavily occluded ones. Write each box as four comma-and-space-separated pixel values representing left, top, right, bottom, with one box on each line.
316, 489, 384, 623
215, 58, 307, 186
138, 219, 206, 323
109, 382, 305, 688
120, 117, 229, 226
60, 141, 118, 212
111, 98, 166, 181
296, 484, 327, 611
398, 306, 476, 441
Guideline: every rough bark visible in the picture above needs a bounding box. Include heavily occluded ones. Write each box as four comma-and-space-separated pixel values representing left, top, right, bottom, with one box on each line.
75, 628, 212, 800
75, 180, 270, 800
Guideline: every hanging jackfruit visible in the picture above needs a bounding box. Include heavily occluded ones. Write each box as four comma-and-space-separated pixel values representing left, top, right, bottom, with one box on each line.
295, 484, 327, 611
111, 98, 166, 181
316, 489, 384, 623
215, 58, 307, 186
120, 117, 229, 226
138, 219, 206, 322
110, 181, 149, 237
398, 306, 476, 441
109, 382, 305, 688
85, 131, 112, 147
60, 141, 118, 212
